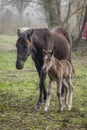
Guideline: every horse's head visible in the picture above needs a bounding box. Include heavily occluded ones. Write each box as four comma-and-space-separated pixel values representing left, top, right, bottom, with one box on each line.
42, 49, 54, 73
16, 29, 33, 69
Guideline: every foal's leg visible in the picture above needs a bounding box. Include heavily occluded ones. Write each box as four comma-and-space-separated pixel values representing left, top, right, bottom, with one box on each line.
44, 80, 53, 112
61, 84, 65, 97
57, 79, 63, 112
66, 77, 73, 110
62, 80, 69, 108
62, 81, 67, 100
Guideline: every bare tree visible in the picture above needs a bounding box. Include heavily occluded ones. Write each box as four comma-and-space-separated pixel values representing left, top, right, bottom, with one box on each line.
73, 4, 87, 47
40, 0, 87, 47
40, 0, 57, 27
1, 0, 32, 23
55, 0, 61, 26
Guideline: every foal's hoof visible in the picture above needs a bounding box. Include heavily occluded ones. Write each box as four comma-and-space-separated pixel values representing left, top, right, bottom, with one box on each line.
67, 105, 72, 111
44, 108, 48, 112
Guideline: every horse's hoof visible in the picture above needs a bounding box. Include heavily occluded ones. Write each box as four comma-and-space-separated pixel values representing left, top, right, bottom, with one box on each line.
35, 104, 41, 110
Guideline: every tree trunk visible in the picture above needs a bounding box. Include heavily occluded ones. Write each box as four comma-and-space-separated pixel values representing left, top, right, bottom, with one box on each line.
55, 0, 62, 26
73, 6, 87, 47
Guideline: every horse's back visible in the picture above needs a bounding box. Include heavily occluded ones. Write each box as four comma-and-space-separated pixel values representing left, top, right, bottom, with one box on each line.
51, 33, 70, 60
32, 28, 54, 51
31, 27, 71, 61
51, 26, 72, 45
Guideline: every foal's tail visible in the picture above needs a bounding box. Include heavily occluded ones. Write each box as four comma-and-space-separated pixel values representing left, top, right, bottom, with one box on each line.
69, 59, 75, 75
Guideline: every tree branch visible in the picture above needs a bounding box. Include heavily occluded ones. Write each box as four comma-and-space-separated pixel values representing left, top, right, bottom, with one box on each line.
69, 5, 86, 19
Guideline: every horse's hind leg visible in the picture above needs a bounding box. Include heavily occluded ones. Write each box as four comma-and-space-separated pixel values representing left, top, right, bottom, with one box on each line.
44, 80, 53, 112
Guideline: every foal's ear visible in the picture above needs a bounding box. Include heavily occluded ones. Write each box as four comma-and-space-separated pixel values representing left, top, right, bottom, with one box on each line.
42, 49, 47, 56
48, 50, 53, 56
17, 29, 21, 37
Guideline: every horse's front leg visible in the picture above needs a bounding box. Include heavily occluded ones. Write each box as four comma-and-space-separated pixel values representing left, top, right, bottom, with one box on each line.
35, 70, 46, 109
43, 72, 47, 103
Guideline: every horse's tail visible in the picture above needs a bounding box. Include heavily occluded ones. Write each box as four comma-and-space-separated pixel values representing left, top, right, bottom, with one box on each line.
66, 33, 75, 74
68, 34, 73, 62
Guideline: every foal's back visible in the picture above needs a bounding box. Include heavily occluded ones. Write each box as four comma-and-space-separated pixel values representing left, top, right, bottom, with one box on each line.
59, 60, 73, 78
48, 58, 73, 80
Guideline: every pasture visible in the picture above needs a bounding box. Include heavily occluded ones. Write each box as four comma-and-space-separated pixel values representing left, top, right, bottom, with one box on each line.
0, 35, 87, 130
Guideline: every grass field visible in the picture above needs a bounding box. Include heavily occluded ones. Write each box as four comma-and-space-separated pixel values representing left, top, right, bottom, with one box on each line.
0, 35, 87, 130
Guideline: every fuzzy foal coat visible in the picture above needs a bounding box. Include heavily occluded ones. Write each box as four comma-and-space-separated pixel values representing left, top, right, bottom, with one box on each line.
43, 52, 73, 112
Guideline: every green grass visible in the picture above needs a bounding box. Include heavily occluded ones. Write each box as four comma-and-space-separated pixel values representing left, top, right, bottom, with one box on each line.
0, 35, 87, 130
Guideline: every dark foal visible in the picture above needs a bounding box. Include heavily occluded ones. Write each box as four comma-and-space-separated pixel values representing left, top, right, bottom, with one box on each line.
42, 50, 74, 112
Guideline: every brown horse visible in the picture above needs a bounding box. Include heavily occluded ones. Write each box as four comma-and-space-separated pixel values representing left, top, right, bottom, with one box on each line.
16, 26, 72, 109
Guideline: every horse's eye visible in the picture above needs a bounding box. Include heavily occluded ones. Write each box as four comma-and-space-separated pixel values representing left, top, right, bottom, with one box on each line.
23, 41, 27, 48
25, 45, 27, 49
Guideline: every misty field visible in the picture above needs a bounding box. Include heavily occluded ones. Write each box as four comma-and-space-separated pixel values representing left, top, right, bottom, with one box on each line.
0, 35, 87, 130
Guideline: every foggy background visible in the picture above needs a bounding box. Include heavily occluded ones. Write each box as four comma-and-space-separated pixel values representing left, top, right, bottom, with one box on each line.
0, 0, 87, 46
0, 0, 48, 34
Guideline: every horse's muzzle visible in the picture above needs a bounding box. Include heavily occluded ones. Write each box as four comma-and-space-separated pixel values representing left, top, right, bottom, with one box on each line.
16, 60, 24, 70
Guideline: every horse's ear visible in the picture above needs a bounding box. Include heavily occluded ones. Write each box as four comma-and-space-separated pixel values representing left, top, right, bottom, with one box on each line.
27, 29, 33, 42
17, 29, 21, 37
42, 49, 47, 56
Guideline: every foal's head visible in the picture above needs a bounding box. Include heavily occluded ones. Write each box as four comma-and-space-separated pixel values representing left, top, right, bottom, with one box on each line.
42, 49, 54, 72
